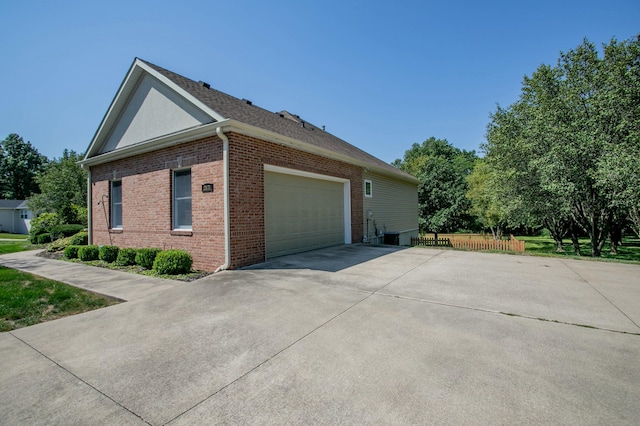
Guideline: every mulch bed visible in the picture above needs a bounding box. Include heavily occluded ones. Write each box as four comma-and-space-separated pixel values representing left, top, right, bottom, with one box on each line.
36, 250, 211, 282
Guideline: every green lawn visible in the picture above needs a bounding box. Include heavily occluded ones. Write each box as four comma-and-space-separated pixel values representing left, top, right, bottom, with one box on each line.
0, 233, 29, 240
0, 239, 36, 255
0, 266, 118, 332
518, 235, 640, 264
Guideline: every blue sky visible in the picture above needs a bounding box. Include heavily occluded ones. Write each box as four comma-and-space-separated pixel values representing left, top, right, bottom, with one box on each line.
1, 0, 638, 163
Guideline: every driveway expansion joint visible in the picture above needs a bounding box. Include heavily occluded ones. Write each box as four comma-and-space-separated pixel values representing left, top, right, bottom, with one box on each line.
373, 292, 640, 336
7, 332, 152, 425
371, 250, 445, 294
166, 290, 375, 424
560, 260, 640, 330
165, 252, 448, 423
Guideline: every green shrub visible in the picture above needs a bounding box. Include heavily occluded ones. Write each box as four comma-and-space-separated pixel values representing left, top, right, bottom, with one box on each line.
99, 246, 119, 263
64, 245, 81, 259
135, 248, 162, 270
153, 250, 193, 275
50, 224, 85, 240
78, 245, 99, 261
72, 204, 88, 226
68, 231, 88, 246
115, 248, 137, 266
46, 231, 89, 253
36, 233, 52, 244
29, 212, 61, 237
31, 231, 50, 244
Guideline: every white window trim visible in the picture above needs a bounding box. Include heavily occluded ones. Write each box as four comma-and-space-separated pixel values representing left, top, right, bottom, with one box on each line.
173, 168, 192, 230
110, 180, 123, 229
364, 179, 373, 198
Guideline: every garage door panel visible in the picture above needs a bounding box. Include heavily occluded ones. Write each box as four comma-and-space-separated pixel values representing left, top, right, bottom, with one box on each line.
265, 171, 345, 259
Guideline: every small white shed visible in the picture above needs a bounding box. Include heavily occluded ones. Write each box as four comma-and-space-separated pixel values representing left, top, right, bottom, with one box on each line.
0, 200, 32, 234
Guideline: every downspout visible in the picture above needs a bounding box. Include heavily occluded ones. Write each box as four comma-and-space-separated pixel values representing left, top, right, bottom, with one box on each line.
85, 167, 93, 245
215, 126, 230, 272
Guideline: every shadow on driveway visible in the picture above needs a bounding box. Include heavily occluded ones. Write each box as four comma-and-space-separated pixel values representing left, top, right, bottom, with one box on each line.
243, 244, 408, 272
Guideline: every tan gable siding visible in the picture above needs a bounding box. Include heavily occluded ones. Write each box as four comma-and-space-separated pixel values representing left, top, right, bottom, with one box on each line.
363, 171, 418, 245
101, 74, 213, 154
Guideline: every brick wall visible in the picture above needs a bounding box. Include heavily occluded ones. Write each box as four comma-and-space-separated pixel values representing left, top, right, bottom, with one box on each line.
90, 136, 225, 271
227, 132, 363, 268
90, 132, 364, 271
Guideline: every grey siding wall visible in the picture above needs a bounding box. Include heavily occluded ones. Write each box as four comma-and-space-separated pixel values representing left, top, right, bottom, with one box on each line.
0, 209, 30, 234
362, 172, 418, 246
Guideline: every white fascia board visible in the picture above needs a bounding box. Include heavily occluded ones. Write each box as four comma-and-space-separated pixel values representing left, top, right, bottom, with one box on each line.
79, 122, 222, 167
84, 59, 225, 161
84, 60, 142, 160
82, 115, 418, 185
224, 121, 420, 184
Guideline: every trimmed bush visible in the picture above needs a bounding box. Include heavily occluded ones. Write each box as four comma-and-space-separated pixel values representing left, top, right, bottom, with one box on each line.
64, 245, 81, 259
135, 248, 162, 270
36, 233, 52, 244
153, 250, 193, 275
68, 231, 88, 246
99, 246, 119, 263
115, 248, 137, 266
50, 224, 85, 240
78, 245, 99, 261
47, 231, 89, 253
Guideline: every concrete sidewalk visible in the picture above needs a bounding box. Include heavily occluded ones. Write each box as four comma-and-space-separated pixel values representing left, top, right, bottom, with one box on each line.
0, 250, 181, 301
1, 246, 639, 424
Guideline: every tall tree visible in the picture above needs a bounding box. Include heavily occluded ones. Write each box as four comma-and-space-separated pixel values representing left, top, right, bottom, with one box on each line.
485, 102, 576, 252
484, 36, 640, 256
0, 134, 46, 199
393, 137, 477, 234
27, 150, 87, 224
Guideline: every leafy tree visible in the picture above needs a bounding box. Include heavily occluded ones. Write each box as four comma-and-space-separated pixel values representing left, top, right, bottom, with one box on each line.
484, 36, 640, 256
465, 160, 506, 240
27, 150, 87, 224
393, 137, 477, 234
0, 134, 46, 199
485, 102, 577, 252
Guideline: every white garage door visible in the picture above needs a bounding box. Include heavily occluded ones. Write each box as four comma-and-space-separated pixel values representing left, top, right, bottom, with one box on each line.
265, 170, 346, 259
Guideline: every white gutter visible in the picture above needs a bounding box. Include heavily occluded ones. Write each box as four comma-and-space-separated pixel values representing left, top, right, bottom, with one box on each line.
80, 119, 418, 185
80, 122, 222, 167
215, 126, 230, 272
223, 120, 420, 184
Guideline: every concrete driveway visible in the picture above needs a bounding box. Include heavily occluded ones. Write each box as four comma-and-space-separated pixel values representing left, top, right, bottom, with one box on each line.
1, 246, 639, 425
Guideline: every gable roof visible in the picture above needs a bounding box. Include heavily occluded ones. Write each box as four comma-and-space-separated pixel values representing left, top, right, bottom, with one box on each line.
0, 200, 28, 209
83, 58, 417, 183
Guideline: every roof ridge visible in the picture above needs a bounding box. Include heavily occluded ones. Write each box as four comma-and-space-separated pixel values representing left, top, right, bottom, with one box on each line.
139, 59, 416, 182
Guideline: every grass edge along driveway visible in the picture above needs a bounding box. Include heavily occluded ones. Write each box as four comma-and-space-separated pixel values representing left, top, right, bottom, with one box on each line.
0, 266, 119, 332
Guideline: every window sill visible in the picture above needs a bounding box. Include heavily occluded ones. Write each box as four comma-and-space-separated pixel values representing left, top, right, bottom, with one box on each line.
170, 230, 193, 237
109, 229, 123, 234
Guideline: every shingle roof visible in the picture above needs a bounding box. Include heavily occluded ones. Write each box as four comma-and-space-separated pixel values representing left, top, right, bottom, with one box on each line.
140, 60, 416, 182
0, 200, 27, 209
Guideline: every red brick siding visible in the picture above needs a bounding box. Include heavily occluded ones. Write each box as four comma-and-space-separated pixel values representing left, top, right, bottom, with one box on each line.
226, 132, 363, 268
90, 132, 364, 271
90, 137, 225, 271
